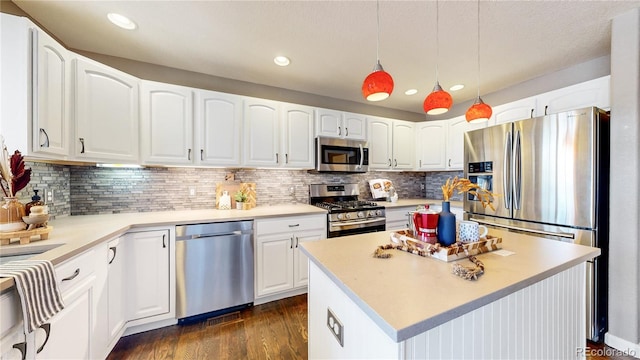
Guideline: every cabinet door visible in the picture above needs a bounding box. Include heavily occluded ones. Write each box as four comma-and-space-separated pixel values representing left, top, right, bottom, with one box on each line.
75, 57, 139, 162
196, 90, 242, 166
125, 230, 170, 320
392, 120, 414, 169
106, 238, 126, 342
281, 104, 314, 168
0, 326, 26, 360
293, 229, 325, 288
243, 98, 280, 166
32, 28, 71, 157
255, 233, 294, 297
490, 96, 537, 126
447, 115, 486, 170
315, 108, 342, 138
536, 76, 610, 115
35, 276, 94, 359
415, 120, 447, 170
343, 112, 366, 140
367, 117, 393, 169
140, 81, 193, 165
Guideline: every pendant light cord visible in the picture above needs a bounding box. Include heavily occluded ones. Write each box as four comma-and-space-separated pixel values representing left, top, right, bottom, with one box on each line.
476, 0, 481, 98
435, 0, 440, 81
376, 0, 381, 62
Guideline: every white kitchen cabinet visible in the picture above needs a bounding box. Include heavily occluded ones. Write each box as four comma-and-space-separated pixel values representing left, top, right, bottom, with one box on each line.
446, 115, 487, 170
0, 325, 25, 360
124, 229, 171, 320
536, 75, 610, 115
490, 96, 537, 126
74, 55, 139, 163
106, 238, 126, 346
255, 215, 326, 300
385, 206, 414, 231
281, 103, 315, 168
415, 120, 447, 170
0, 289, 25, 360
31, 26, 72, 158
140, 80, 194, 165
368, 117, 415, 170
196, 89, 243, 166
315, 108, 366, 140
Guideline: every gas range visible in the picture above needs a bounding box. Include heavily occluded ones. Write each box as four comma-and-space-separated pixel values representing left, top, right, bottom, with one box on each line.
309, 184, 386, 238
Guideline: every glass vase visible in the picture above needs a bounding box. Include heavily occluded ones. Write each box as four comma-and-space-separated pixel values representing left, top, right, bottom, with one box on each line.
0, 197, 27, 232
437, 201, 457, 246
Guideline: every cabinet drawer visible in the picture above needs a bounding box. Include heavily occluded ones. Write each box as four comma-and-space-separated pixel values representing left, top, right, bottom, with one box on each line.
55, 249, 96, 296
385, 208, 413, 222
256, 215, 326, 236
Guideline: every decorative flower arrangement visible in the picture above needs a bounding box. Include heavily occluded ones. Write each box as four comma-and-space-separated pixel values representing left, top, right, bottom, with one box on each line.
441, 176, 497, 210
234, 190, 247, 203
0, 136, 31, 198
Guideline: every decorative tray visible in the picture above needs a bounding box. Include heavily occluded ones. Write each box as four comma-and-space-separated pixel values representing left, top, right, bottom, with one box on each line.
0, 226, 53, 245
389, 230, 502, 262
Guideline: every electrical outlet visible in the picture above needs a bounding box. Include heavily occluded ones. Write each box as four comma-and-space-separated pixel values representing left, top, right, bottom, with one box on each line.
289, 186, 295, 195
189, 187, 196, 196
420, 183, 425, 191
42, 188, 54, 204
326, 308, 344, 347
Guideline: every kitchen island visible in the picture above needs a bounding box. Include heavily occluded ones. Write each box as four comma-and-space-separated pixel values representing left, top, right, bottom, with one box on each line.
300, 229, 599, 359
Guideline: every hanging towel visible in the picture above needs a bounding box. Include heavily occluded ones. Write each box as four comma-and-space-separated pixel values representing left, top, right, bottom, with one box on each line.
0, 260, 65, 333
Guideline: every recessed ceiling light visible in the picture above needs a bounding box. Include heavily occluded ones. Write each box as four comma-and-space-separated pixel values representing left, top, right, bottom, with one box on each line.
449, 84, 465, 91
107, 13, 137, 30
274, 56, 290, 66
405, 89, 418, 95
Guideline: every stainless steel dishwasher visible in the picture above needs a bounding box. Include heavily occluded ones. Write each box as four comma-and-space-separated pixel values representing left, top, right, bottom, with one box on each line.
175, 221, 254, 321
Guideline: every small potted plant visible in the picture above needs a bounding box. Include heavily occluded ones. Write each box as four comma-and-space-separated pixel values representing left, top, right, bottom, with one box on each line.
234, 190, 247, 210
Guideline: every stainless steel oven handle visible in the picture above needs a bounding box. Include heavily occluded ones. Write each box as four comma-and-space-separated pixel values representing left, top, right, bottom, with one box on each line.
469, 218, 574, 239
332, 218, 386, 227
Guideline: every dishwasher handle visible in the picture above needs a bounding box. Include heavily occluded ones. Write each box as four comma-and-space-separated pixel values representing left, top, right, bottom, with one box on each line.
176, 230, 249, 240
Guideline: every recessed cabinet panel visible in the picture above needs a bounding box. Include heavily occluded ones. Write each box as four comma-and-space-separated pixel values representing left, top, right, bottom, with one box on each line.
197, 90, 242, 165
447, 116, 486, 170
537, 76, 610, 115
243, 99, 279, 166
368, 117, 393, 169
282, 104, 314, 168
491, 97, 537, 126
392, 120, 414, 170
342, 112, 366, 140
32, 28, 71, 157
415, 120, 447, 170
75, 57, 139, 162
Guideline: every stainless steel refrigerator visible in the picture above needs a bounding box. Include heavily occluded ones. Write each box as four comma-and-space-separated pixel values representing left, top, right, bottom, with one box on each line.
463, 106, 609, 342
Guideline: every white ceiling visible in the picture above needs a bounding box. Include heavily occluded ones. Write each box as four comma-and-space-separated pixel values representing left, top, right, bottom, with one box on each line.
10, 0, 640, 115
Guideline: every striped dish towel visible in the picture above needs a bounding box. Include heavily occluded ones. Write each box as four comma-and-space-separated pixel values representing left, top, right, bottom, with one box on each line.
0, 260, 65, 333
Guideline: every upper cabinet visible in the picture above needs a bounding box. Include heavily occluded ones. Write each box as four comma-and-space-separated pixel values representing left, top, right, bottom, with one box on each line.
315, 108, 366, 140
32, 27, 72, 157
446, 115, 487, 170
75, 56, 139, 163
415, 120, 447, 170
490, 96, 537, 126
281, 103, 315, 168
197, 90, 243, 166
367, 117, 414, 170
140, 80, 194, 165
536, 76, 610, 115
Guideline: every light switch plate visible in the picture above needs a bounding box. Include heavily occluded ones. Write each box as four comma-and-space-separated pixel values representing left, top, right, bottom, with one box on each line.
326, 307, 344, 347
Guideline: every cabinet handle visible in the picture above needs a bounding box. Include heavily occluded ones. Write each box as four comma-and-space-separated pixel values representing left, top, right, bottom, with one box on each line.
288, 224, 300, 228
448, 159, 452, 167
108, 246, 117, 264
36, 323, 51, 354
200, 149, 204, 161
285, 154, 289, 164
544, 105, 549, 115
394, 159, 397, 167
62, 268, 80, 282
188, 148, 191, 160
276, 153, 279, 163
338, 126, 341, 136
79, 138, 85, 154
295, 236, 299, 248
419, 159, 422, 167
162, 234, 167, 248
388, 159, 391, 167
290, 237, 293, 249
345, 127, 349, 136
530, 109, 534, 118
39, 128, 50, 148
12, 342, 27, 360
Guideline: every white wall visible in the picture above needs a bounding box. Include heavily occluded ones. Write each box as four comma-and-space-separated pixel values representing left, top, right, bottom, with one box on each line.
606, 7, 640, 353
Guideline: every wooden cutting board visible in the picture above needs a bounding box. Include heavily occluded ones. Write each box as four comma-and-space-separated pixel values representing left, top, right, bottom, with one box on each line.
215, 182, 256, 209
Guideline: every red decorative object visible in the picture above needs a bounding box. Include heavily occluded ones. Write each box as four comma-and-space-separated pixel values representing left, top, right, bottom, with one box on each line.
423, 82, 452, 115
362, 61, 394, 102
465, 96, 492, 123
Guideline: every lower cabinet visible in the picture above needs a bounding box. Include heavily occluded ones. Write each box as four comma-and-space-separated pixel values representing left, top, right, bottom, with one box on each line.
385, 207, 414, 231
255, 215, 326, 300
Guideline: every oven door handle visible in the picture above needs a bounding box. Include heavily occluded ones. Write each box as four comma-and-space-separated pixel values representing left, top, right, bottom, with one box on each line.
331, 218, 386, 227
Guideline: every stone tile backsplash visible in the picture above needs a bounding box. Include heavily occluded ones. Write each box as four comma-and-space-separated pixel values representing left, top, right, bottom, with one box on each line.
26, 161, 462, 216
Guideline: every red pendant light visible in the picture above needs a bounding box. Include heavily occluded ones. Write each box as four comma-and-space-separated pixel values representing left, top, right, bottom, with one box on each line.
362, 0, 394, 102
424, 0, 452, 115
466, 0, 491, 123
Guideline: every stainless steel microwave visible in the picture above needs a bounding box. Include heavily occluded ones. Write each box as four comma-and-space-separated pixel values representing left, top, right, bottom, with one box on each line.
315, 136, 368, 173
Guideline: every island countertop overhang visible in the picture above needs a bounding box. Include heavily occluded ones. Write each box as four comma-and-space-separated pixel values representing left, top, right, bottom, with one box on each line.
300, 229, 600, 342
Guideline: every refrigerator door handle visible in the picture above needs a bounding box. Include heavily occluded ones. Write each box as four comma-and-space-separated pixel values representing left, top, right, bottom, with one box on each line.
503, 131, 512, 209
469, 218, 575, 240
513, 130, 522, 210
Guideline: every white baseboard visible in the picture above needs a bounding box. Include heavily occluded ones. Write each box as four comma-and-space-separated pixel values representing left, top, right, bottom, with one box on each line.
604, 332, 640, 359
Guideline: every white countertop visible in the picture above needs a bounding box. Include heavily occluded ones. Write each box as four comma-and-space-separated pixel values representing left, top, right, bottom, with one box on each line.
300, 229, 600, 342
0, 204, 326, 292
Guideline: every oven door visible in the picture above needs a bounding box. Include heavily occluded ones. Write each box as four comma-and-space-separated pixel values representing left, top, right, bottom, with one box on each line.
316, 137, 368, 173
328, 218, 386, 238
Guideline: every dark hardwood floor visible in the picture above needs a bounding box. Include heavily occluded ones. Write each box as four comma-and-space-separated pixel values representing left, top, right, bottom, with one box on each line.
108, 294, 634, 360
